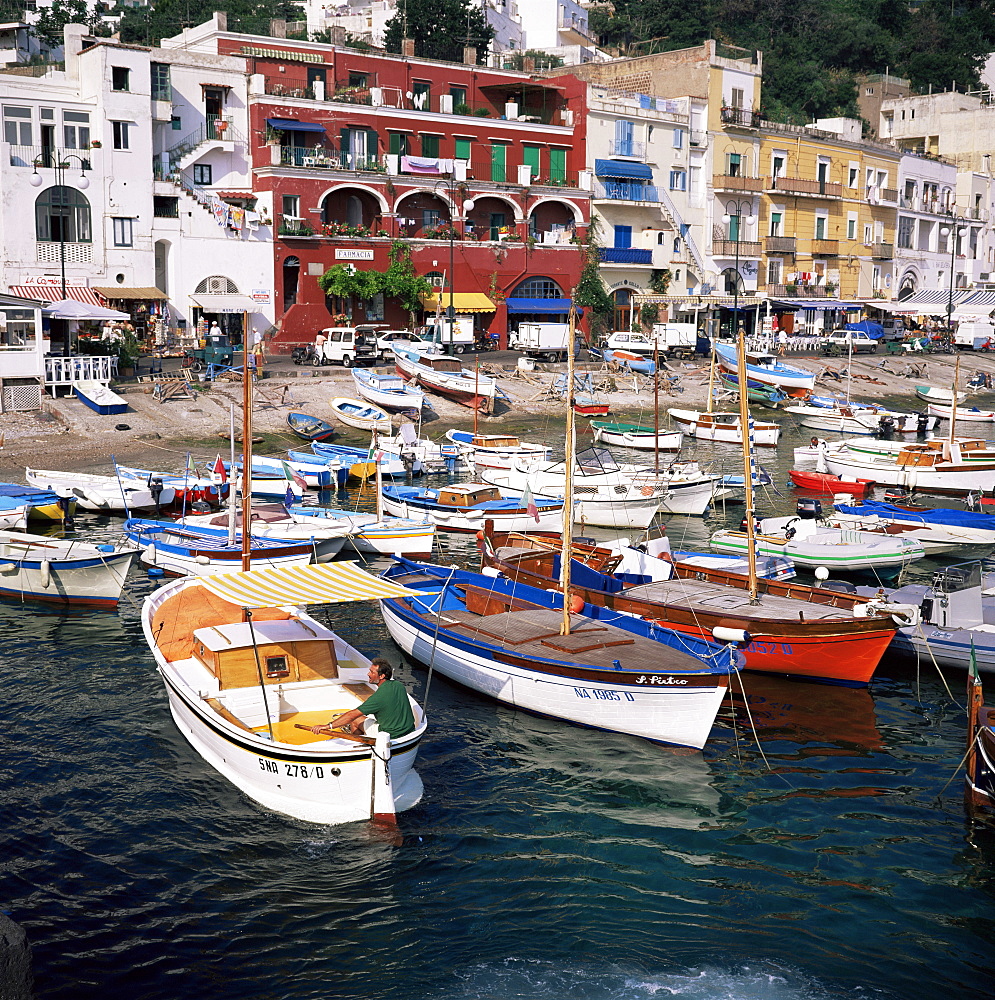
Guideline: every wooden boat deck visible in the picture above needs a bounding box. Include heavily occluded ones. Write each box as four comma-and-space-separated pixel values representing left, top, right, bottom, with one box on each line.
622, 578, 856, 620
431, 607, 707, 672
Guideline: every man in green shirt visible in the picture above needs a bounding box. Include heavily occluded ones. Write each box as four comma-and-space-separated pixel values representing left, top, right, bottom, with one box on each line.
309, 659, 416, 739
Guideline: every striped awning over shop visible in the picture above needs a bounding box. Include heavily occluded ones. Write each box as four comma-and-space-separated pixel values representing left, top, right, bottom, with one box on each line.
199, 562, 417, 608
8, 285, 104, 306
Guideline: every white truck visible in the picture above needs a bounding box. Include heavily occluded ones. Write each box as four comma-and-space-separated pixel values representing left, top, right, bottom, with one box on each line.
511, 322, 570, 361
420, 315, 476, 353
954, 318, 995, 349
650, 323, 698, 356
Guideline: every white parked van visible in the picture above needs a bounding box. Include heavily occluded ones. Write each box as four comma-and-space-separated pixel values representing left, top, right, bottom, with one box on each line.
315, 326, 380, 367
955, 319, 995, 349
511, 322, 570, 360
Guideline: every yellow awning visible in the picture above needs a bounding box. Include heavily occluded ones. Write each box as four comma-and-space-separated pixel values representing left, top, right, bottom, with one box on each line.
93, 286, 169, 301
421, 292, 495, 313
199, 562, 416, 608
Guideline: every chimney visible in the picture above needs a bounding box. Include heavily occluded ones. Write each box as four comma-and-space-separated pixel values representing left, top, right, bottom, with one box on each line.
271, 19, 287, 38
463, 45, 477, 65
214, 11, 227, 31
63, 23, 88, 82
401, 37, 415, 57
522, 56, 535, 72
329, 26, 346, 46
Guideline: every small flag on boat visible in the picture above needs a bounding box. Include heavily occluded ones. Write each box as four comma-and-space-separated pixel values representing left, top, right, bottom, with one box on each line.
284, 486, 295, 508
522, 482, 540, 523
185, 452, 195, 477
280, 460, 307, 491
213, 454, 226, 480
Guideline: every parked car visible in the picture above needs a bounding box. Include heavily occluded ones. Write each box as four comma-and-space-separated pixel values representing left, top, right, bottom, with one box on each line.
315, 326, 379, 367
821, 329, 879, 355
376, 330, 417, 359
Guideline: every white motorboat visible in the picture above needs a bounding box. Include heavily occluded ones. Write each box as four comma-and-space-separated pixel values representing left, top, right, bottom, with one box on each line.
287, 505, 437, 558
141, 563, 427, 825
590, 421, 683, 452
393, 346, 497, 412
352, 368, 425, 413
445, 429, 550, 470
927, 402, 995, 423
381, 482, 566, 533
710, 515, 926, 573
329, 396, 392, 432
181, 506, 353, 562
823, 441, 995, 495
0, 528, 136, 605
667, 408, 781, 446
25, 467, 178, 514
714, 342, 815, 393
783, 403, 935, 436
915, 384, 968, 404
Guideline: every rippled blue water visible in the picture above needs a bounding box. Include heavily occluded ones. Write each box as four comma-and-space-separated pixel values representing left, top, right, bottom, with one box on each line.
2, 418, 994, 999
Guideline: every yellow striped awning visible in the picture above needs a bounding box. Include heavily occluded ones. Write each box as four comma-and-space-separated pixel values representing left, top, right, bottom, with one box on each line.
199, 562, 417, 608
420, 292, 496, 313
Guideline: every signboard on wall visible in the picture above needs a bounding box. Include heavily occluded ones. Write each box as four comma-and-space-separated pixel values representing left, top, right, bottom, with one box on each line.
335, 249, 375, 261
252, 289, 271, 304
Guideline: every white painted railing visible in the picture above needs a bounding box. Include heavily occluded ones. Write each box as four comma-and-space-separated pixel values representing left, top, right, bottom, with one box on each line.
45, 355, 118, 386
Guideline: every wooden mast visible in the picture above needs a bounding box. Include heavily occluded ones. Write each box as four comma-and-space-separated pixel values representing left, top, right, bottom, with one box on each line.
560, 299, 577, 636
736, 325, 759, 603
706, 335, 716, 413
653, 342, 660, 473
241, 338, 253, 572
949, 352, 961, 446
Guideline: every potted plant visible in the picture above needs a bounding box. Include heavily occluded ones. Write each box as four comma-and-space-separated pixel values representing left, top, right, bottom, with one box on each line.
825, 281, 837, 294
115, 329, 143, 376
90, 140, 102, 148
785, 282, 799, 295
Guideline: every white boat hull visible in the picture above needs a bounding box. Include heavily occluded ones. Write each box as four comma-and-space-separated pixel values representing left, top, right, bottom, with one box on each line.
667, 409, 780, 446
824, 455, 995, 493
592, 427, 684, 451
927, 403, 995, 423
380, 492, 565, 533
380, 602, 727, 749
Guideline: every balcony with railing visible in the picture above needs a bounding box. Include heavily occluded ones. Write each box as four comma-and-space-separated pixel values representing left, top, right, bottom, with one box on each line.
279, 144, 385, 173
765, 236, 796, 253
689, 130, 708, 147
8, 144, 93, 169
767, 284, 829, 298
592, 180, 659, 203
872, 242, 893, 258
280, 216, 316, 237
599, 247, 653, 265
769, 176, 842, 198
880, 188, 899, 204
811, 239, 839, 256
713, 239, 763, 258
721, 106, 762, 128
608, 138, 646, 158
713, 173, 764, 192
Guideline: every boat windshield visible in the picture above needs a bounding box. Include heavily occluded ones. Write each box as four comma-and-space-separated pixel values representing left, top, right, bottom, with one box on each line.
931, 562, 982, 593
575, 447, 621, 473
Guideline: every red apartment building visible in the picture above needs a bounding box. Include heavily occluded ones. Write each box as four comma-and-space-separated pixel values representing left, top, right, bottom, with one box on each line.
204, 23, 591, 346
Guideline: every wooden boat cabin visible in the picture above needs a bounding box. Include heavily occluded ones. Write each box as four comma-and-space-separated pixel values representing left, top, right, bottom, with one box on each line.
420, 356, 464, 373
437, 484, 503, 507
470, 435, 521, 448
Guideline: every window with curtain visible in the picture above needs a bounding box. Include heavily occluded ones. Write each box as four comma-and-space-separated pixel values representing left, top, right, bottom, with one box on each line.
897, 216, 914, 249
614, 120, 635, 156
112, 218, 134, 247
35, 186, 91, 242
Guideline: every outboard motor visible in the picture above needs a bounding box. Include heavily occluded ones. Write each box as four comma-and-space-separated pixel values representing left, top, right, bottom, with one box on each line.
189, 500, 212, 513
149, 476, 165, 514
884, 487, 912, 504
877, 414, 895, 438
796, 497, 823, 519
916, 411, 929, 437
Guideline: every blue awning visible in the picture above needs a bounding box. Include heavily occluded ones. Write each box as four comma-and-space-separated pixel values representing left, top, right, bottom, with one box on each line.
594, 159, 653, 180
265, 117, 326, 133
506, 298, 578, 315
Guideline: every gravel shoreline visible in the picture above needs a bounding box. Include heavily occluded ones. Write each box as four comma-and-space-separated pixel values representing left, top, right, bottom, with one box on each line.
3, 350, 995, 482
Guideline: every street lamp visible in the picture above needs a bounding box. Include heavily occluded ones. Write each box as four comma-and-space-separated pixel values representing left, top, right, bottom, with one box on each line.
433, 177, 474, 354
940, 223, 968, 336
30, 150, 90, 356
722, 201, 756, 338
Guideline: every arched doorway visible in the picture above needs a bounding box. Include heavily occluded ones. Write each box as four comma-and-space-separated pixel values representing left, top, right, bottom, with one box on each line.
320, 187, 382, 230
193, 275, 243, 343
898, 273, 917, 301
283, 256, 300, 311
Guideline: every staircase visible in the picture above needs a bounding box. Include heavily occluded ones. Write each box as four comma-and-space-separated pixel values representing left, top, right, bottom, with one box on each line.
165, 116, 243, 173
657, 187, 706, 276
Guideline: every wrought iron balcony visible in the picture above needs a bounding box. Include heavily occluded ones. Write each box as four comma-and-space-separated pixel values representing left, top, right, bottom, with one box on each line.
764, 236, 796, 253
811, 239, 839, 256
769, 176, 843, 198
713, 239, 762, 257
871, 242, 894, 259
713, 173, 764, 192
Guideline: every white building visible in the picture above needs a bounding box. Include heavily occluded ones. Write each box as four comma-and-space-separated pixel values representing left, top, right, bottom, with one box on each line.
0, 22, 275, 367
518, 0, 599, 65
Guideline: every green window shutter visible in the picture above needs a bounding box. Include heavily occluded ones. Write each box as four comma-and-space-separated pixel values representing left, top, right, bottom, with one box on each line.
389, 133, 408, 156
523, 144, 540, 178
339, 127, 350, 155
366, 129, 378, 164
549, 148, 566, 183
491, 144, 506, 183
455, 138, 471, 161
421, 133, 440, 158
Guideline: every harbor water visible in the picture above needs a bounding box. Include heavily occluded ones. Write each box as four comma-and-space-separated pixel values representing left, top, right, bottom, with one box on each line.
2, 414, 994, 999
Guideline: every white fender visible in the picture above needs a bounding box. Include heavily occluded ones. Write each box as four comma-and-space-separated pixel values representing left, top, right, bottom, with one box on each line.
84, 489, 109, 509
39, 558, 52, 589
371, 730, 396, 825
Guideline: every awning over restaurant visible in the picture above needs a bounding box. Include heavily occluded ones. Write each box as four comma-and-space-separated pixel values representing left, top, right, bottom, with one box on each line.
506, 297, 576, 314
190, 293, 258, 313
93, 286, 169, 301
780, 300, 864, 311
420, 292, 495, 313
265, 117, 326, 133
8, 284, 104, 306
594, 159, 653, 180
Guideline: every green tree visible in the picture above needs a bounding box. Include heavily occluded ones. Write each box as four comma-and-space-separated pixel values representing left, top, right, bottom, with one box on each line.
573, 222, 613, 344
31, 0, 111, 46
382, 0, 494, 63
119, 0, 303, 46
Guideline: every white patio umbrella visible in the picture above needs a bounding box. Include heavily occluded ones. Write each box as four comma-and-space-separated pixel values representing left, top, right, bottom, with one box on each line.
42, 299, 130, 321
